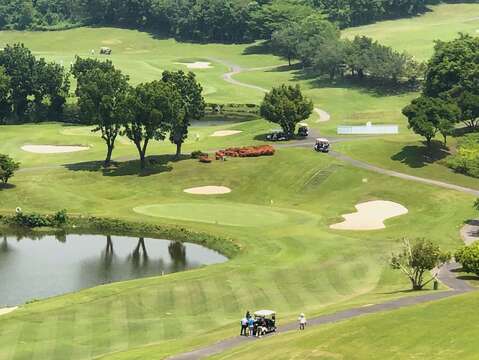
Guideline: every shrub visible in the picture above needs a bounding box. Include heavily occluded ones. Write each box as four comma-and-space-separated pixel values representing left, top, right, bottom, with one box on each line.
446, 134, 479, 178
215, 145, 275, 158
11, 209, 69, 228
191, 150, 208, 159
199, 156, 212, 163
0, 154, 20, 184
455, 243, 479, 275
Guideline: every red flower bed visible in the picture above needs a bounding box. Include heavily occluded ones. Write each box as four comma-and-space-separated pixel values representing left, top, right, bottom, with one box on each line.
199, 156, 212, 163
215, 145, 275, 159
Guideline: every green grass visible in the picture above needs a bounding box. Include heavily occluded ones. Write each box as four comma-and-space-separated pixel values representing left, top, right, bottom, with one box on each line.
334, 135, 479, 190
210, 291, 479, 360
343, 3, 479, 61
0, 123, 475, 360
133, 202, 310, 227
0, 27, 283, 104
0, 6, 478, 358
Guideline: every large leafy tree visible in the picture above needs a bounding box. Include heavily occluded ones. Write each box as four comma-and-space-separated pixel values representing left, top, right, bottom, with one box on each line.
270, 23, 301, 66
260, 84, 313, 138
122, 81, 184, 169
0, 43, 69, 121
162, 70, 204, 158
74, 58, 130, 167
390, 238, 450, 291
402, 96, 460, 145
424, 34, 479, 129
455, 243, 479, 277
0, 67, 11, 122
0, 154, 20, 185
0, 43, 36, 119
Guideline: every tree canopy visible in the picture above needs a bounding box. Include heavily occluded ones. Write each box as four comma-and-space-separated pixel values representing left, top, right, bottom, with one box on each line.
260, 84, 313, 137
122, 81, 185, 169
0, 0, 439, 42
390, 238, 450, 290
73, 57, 130, 166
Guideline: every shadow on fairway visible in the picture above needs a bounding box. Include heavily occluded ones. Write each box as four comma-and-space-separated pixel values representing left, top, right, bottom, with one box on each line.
63, 154, 189, 177
391, 141, 449, 168
0, 183, 16, 191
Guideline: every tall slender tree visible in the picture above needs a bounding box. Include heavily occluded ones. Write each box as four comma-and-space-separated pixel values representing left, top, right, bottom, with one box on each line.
162, 70, 204, 158
74, 59, 130, 167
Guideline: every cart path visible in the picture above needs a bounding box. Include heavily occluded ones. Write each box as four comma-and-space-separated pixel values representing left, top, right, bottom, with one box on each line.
460, 220, 479, 245
209, 58, 331, 122
167, 262, 474, 360
328, 151, 479, 196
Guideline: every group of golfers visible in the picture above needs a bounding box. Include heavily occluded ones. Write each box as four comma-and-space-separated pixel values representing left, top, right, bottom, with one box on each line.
240, 311, 307, 338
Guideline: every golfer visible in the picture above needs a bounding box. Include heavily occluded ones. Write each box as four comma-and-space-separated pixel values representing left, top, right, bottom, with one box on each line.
298, 313, 307, 330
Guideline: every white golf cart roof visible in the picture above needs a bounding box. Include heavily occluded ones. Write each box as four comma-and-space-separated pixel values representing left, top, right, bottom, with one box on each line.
254, 309, 276, 317
316, 138, 329, 143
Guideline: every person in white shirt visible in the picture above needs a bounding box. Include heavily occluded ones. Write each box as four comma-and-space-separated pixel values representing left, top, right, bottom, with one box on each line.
298, 313, 307, 330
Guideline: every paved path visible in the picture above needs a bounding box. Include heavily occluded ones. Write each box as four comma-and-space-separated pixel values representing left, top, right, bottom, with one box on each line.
211, 58, 331, 123
168, 263, 475, 360
329, 151, 479, 196
460, 220, 479, 245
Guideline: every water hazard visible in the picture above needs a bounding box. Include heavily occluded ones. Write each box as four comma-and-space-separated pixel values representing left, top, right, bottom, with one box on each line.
0, 233, 227, 305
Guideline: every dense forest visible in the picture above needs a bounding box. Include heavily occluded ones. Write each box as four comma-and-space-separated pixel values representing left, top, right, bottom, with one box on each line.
0, 0, 460, 42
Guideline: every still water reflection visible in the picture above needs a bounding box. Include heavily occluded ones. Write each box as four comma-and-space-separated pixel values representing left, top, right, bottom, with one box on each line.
0, 233, 227, 305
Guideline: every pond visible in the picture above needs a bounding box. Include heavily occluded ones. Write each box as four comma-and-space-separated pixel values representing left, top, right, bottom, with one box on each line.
0, 233, 227, 306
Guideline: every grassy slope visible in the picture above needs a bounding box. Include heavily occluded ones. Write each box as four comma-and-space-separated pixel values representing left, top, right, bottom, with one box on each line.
0, 123, 475, 360
210, 291, 479, 360
343, 3, 479, 62
0, 27, 282, 104
0, 5, 478, 358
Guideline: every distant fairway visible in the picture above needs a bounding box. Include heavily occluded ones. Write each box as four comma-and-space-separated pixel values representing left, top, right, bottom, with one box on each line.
343, 3, 479, 61
133, 202, 296, 227
0, 27, 283, 104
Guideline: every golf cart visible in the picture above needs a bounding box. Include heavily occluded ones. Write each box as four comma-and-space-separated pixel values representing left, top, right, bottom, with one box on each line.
253, 309, 277, 336
297, 123, 309, 137
266, 130, 288, 142
314, 138, 330, 153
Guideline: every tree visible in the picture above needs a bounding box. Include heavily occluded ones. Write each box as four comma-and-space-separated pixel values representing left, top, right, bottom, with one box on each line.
270, 23, 301, 66
122, 81, 184, 169
74, 58, 130, 166
312, 37, 346, 80
0, 154, 20, 184
455, 243, 479, 276
402, 96, 460, 146
260, 84, 313, 138
424, 34, 479, 129
390, 238, 450, 290
0, 67, 11, 122
162, 70, 204, 158
0, 43, 36, 119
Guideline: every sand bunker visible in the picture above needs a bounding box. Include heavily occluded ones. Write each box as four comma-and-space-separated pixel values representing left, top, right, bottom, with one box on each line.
330, 200, 408, 230
184, 186, 231, 195
177, 62, 212, 69
22, 145, 89, 154
0, 307, 17, 316
210, 130, 243, 137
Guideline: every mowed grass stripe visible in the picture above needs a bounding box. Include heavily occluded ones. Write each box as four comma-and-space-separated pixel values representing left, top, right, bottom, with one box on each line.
107, 298, 130, 355
52, 312, 76, 360
90, 302, 112, 358
11, 321, 36, 360
125, 295, 149, 348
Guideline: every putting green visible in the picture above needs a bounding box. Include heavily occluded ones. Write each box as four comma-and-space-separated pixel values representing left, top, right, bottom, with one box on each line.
133, 202, 299, 227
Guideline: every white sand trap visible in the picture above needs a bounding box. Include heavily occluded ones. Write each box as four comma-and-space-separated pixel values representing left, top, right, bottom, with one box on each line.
176, 62, 212, 69
184, 186, 231, 195
22, 145, 89, 154
330, 200, 408, 230
210, 130, 243, 137
0, 307, 17, 316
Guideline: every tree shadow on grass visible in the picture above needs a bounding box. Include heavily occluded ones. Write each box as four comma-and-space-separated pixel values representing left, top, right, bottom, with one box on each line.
390, 140, 450, 169
0, 183, 16, 191
64, 154, 189, 177
456, 275, 479, 282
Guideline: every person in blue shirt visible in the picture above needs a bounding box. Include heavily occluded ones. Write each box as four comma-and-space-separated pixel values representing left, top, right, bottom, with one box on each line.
248, 317, 255, 336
